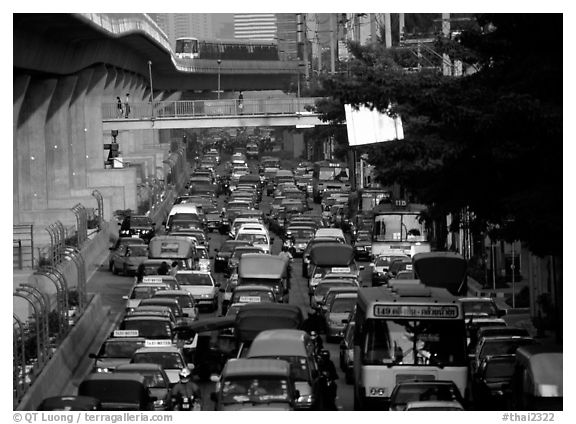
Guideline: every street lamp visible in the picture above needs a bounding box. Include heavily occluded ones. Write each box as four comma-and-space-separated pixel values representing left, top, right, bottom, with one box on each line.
147, 61, 154, 103
217, 59, 222, 100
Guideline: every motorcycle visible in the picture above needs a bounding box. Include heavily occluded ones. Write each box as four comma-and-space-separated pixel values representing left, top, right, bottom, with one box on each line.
317, 370, 337, 411
174, 395, 201, 411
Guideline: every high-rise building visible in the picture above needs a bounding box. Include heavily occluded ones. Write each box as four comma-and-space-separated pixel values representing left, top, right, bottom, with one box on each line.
276, 14, 298, 61
148, 13, 214, 50
234, 13, 277, 40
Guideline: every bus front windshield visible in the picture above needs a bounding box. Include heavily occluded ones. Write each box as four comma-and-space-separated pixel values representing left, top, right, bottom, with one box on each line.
362, 319, 467, 367
373, 213, 427, 242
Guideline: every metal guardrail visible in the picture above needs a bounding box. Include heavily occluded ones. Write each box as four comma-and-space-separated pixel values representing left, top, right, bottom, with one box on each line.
102, 98, 321, 121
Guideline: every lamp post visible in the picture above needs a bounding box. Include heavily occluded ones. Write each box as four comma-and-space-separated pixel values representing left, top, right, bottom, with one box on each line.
217, 59, 222, 100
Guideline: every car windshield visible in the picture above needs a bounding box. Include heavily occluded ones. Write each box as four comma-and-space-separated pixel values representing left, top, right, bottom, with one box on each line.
375, 256, 408, 267
393, 384, 461, 406
127, 370, 169, 388
287, 229, 315, 239
236, 234, 268, 244
362, 319, 467, 367
481, 339, 534, 358
316, 283, 355, 298
175, 273, 213, 286
256, 356, 310, 382
462, 301, 498, 317
126, 246, 148, 257
131, 217, 152, 227
102, 340, 144, 358
330, 297, 356, 314
130, 286, 160, 299
131, 352, 184, 370
232, 249, 263, 259
221, 377, 291, 404
484, 361, 515, 380
120, 320, 172, 339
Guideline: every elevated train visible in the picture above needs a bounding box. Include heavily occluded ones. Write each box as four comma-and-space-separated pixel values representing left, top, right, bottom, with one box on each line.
175, 37, 279, 61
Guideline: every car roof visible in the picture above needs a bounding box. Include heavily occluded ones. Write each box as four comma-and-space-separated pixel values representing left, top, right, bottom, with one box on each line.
133, 346, 181, 354
115, 363, 165, 372
222, 358, 291, 377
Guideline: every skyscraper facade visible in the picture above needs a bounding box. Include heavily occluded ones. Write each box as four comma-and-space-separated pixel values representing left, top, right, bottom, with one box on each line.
233, 14, 277, 40
276, 14, 299, 61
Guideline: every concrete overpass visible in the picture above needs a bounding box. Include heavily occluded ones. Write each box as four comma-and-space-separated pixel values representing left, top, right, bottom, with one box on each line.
13, 13, 316, 233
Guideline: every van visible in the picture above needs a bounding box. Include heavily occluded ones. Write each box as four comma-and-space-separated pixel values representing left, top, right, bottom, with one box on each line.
78, 373, 155, 410
211, 359, 299, 410
165, 204, 199, 230
246, 329, 319, 410
238, 254, 289, 303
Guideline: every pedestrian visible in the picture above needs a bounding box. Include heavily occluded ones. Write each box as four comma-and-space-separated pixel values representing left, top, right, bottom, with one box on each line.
116, 96, 123, 118
124, 93, 131, 118
238, 91, 243, 114
136, 263, 146, 283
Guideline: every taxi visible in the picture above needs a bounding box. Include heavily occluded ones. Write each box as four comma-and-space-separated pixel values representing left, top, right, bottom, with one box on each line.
131, 342, 196, 386
89, 330, 146, 372
174, 270, 220, 312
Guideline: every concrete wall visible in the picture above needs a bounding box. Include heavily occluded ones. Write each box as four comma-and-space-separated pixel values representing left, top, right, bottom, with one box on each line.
13, 63, 176, 228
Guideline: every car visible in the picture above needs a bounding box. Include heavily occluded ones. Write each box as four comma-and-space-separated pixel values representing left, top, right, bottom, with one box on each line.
352, 230, 372, 261
152, 290, 199, 322
109, 243, 148, 275
174, 270, 220, 312
389, 380, 465, 411
123, 283, 171, 312
459, 297, 505, 320
118, 215, 156, 242
210, 359, 300, 410
225, 246, 265, 277
339, 319, 355, 384
38, 396, 102, 411
130, 343, 194, 386
404, 400, 465, 411
468, 326, 530, 353
284, 227, 316, 257
214, 240, 252, 273
138, 297, 194, 326
88, 333, 147, 373
115, 363, 172, 411
205, 212, 223, 233
78, 373, 155, 410
310, 279, 359, 309
230, 284, 277, 306
472, 336, 536, 374
471, 354, 516, 410
370, 255, 409, 286
118, 315, 175, 341
324, 293, 357, 342
302, 237, 345, 278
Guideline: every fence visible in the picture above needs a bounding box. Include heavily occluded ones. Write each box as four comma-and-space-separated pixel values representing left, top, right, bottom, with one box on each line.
102, 98, 322, 120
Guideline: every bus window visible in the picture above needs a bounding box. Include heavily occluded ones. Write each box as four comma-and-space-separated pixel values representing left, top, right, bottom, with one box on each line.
361, 319, 467, 367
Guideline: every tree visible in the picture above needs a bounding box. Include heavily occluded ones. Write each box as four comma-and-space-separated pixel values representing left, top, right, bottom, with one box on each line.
315, 14, 562, 257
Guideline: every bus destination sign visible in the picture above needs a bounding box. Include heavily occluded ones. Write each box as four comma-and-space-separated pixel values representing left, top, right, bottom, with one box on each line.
373, 304, 460, 319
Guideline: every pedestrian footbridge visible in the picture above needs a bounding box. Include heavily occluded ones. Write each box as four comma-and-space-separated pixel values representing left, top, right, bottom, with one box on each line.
102, 97, 328, 129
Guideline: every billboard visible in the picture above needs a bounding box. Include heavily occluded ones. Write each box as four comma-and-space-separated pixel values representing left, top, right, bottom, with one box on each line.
344, 104, 404, 146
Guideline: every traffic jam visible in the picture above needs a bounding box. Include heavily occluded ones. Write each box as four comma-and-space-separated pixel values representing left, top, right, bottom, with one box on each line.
38, 134, 562, 411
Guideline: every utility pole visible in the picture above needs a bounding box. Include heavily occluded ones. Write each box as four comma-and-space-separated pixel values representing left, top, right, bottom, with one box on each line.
384, 13, 392, 48
442, 13, 452, 76
399, 13, 405, 45
370, 13, 377, 43
330, 13, 337, 74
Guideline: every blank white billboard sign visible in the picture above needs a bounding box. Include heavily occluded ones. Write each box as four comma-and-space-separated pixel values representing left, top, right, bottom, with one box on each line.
344, 104, 404, 146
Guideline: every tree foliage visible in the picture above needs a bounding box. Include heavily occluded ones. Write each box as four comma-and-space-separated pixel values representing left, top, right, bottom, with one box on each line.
315, 14, 562, 256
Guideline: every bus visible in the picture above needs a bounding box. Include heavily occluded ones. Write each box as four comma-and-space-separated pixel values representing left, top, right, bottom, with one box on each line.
175, 37, 199, 59
312, 161, 351, 203
352, 284, 468, 410
371, 201, 431, 257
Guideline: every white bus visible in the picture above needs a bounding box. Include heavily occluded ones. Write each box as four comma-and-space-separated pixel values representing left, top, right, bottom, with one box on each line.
352, 284, 467, 410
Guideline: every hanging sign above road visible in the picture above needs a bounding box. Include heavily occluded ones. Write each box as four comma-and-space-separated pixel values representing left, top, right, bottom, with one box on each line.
345, 103, 404, 146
